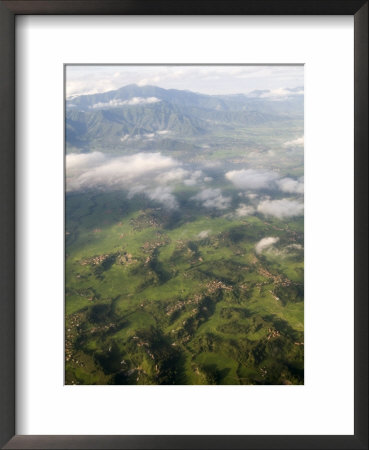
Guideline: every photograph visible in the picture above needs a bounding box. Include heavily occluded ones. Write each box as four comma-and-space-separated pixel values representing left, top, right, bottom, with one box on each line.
1, 0, 367, 446
65, 65, 304, 385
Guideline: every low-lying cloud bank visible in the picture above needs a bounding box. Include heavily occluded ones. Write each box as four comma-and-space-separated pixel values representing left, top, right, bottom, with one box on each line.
255, 237, 304, 257
66, 152, 106, 171
156, 167, 189, 184
67, 152, 176, 191
226, 169, 278, 190
235, 203, 255, 217
91, 97, 160, 109
257, 198, 303, 219
66, 152, 303, 217
284, 136, 304, 147
248, 87, 304, 101
276, 177, 304, 194
121, 130, 172, 143
191, 188, 231, 210
66, 152, 180, 208
146, 186, 178, 209
226, 168, 304, 195
66, 152, 211, 210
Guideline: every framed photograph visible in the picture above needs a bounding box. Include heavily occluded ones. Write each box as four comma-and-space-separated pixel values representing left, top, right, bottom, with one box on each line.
64, 63, 305, 388
0, 1, 367, 449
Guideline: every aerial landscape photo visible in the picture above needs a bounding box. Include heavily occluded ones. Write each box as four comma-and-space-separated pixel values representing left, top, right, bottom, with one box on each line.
65, 65, 304, 385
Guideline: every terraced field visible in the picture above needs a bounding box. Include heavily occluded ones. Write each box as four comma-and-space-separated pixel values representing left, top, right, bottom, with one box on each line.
65, 189, 304, 385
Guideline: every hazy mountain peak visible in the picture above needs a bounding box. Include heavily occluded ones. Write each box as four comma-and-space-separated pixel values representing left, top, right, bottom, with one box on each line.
66, 84, 303, 152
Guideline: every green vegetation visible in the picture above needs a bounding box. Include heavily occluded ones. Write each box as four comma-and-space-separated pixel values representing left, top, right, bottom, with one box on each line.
65, 83, 304, 385
66, 192, 303, 385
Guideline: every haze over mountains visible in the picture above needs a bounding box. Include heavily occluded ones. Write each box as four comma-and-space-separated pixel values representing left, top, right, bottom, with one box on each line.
66, 84, 303, 152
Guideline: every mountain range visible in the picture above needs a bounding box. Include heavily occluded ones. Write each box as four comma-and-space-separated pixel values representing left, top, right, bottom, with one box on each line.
66, 84, 303, 152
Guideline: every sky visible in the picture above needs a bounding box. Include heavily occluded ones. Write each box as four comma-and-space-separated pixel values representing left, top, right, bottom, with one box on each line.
66, 65, 304, 98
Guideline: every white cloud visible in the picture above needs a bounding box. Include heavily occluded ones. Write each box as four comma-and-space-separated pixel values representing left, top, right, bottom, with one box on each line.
276, 177, 304, 194
127, 184, 177, 209
183, 170, 203, 186
197, 230, 211, 239
226, 169, 304, 196
66, 152, 107, 171
257, 198, 303, 219
66, 152, 212, 210
283, 136, 304, 147
156, 168, 189, 184
191, 188, 231, 210
91, 97, 160, 109
67, 152, 178, 192
226, 169, 278, 190
287, 243, 303, 251
246, 193, 259, 200
128, 97, 160, 105
235, 203, 255, 217
146, 186, 178, 209
156, 130, 171, 135
259, 88, 304, 99
255, 237, 280, 254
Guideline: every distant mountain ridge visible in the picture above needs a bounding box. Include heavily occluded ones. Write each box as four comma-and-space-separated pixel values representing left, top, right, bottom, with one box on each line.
68, 84, 228, 111
66, 84, 303, 152
67, 83, 303, 110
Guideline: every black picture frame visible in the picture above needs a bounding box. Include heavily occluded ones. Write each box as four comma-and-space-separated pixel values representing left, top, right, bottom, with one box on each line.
0, 1, 367, 449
